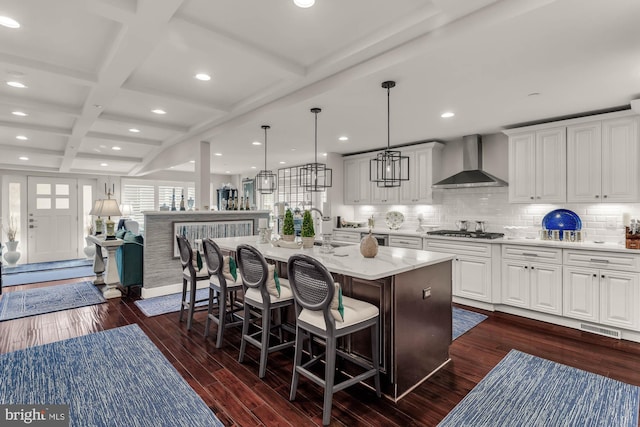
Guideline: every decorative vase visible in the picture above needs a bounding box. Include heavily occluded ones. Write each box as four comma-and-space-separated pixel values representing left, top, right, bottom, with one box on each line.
360, 231, 378, 258
4, 240, 21, 266
282, 234, 295, 242
84, 236, 96, 258
302, 236, 315, 249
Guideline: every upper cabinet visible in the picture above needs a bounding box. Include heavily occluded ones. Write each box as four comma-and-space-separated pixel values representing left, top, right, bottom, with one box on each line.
343, 142, 443, 205
505, 110, 640, 204
507, 127, 566, 203
567, 116, 639, 203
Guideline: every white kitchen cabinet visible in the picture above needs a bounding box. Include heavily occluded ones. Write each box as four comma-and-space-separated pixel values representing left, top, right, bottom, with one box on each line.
563, 249, 640, 330
343, 142, 443, 205
332, 230, 361, 243
501, 245, 562, 315
507, 127, 566, 203
567, 115, 639, 203
343, 156, 371, 204
388, 235, 422, 249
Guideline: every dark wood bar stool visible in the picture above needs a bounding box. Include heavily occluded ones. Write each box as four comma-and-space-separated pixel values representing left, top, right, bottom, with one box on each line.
236, 244, 295, 378
287, 253, 381, 426
202, 238, 244, 348
176, 235, 210, 331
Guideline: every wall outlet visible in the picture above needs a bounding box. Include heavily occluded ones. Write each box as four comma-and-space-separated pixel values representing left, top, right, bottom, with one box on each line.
422, 287, 431, 299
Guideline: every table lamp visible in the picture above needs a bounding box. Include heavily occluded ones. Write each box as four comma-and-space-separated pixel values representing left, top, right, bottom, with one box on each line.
89, 199, 104, 235
98, 199, 122, 240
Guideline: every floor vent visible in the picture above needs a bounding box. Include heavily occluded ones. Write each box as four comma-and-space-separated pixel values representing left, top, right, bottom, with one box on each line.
579, 323, 621, 339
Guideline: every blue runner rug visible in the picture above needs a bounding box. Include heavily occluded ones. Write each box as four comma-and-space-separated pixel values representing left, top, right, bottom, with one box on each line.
135, 288, 210, 317
452, 307, 487, 340
0, 324, 224, 427
0, 281, 105, 322
2, 265, 95, 287
438, 349, 640, 426
3, 258, 92, 275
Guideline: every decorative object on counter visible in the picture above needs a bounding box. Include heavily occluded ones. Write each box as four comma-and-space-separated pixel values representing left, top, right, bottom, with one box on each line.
504, 226, 529, 239
385, 211, 404, 230
271, 239, 303, 249
187, 197, 194, 211
368, 214, 375, 229
300, 108, 332, 191
256, 125, 277, 195
341, 220, 367, 228
475, 220, 487, 232
171, 188, 177, 211
416, 213, 425, 232
456, 220, 469, 231
282, 209, 295, 241
179, 191, 186, 211
301, 210, 315, 248
370, 80, 409, 187
360, 229, 379, 258
541, 209, 582, 240
626, 222, 640, 249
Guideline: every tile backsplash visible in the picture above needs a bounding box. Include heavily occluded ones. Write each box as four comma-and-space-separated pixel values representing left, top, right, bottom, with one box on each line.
352, 187, 640, 244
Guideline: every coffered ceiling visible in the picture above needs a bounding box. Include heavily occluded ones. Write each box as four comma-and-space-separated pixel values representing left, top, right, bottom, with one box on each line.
0, 0, 639, 177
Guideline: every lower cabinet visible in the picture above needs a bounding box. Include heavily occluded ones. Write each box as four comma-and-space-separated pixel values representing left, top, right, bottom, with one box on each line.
502, 260, 562, 315
563, 266, 639, 329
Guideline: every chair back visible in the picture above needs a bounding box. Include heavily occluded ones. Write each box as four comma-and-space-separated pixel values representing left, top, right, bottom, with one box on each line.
235, 244, 269, 298
176, 234, 195, 275
202, 238, 225, 283
287, 254, 335, 316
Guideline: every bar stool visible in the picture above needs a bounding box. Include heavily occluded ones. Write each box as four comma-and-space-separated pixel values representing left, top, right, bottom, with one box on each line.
287, 254, 381, 426
176, 234, 210, 330
236, 244, 295, 378
202, 238, 244, 348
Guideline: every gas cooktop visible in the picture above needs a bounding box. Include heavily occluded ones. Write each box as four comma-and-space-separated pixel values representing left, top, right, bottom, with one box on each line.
427, 230, 505, 239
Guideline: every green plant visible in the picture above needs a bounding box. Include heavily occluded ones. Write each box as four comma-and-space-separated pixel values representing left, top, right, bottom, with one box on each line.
301, 210, 315, 237
282, 209, 295, 236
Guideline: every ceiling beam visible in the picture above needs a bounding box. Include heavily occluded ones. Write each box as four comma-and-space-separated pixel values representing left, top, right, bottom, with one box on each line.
85, 131, 163, 146
0, 94, 81, 117
0, 144, 63, 157
119, 84, 230, 113
0, 121, 72, 136
75, 152, 142, 163
97, 113, 189, 133
0, 52, 97, 87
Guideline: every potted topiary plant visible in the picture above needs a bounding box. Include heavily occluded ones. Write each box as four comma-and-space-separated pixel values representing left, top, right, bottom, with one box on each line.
301, 210, 315, 248
282, 209, 295, 241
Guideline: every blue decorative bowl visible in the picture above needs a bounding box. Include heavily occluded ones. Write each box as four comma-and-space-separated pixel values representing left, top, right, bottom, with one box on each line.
542, 209, 582, 239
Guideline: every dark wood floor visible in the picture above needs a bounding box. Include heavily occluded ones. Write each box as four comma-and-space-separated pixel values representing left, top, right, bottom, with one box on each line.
2, 277, 640, 426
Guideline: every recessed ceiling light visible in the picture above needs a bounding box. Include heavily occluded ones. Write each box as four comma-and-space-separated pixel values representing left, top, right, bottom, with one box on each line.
128, 128, 140, 133
290, 148, 296, 151
279, 161, 286, 164
322, 152, 327, 157
214, 153, 222, 156
16, 135, 28, 140
189, 160, 195, 163
195, 73, 211, 81
112, 146, 121, 151
252, 141, 262, 146
225, 170, 231, 174
294, 0, 315, 8
338, 136, 349, 141
12, 111, 27, 117
6, 81, 26, 88
440, 112, 455, 118
0, 16, 20, 29
18, 156, 28, 161
151, 109, 166, 115
251, 166, 256, 169
100, 163, 108, 167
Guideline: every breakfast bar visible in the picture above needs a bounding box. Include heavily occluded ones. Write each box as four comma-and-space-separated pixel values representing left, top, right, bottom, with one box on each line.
213, 235, 455, 400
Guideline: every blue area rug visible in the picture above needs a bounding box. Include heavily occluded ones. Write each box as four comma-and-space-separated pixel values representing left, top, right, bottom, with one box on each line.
452, 307, 487, 340
438, 349, 640, 426
2, 265, 95, 287
135, 288, 210, 317
0, 281, 105, 322
0, 324, 224, 426
3, 258, 92, 274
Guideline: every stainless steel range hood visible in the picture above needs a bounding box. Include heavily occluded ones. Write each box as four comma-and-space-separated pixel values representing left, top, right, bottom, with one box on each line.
432, 134, 507, 189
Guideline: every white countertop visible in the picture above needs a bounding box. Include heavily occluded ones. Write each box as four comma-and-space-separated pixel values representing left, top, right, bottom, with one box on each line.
212, 236, 454, 281
334, 227, 426, 236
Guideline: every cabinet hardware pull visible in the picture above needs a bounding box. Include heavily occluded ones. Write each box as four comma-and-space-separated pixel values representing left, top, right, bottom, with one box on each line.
601, 275, 605, 278
593, 274, 597, 277
589, 258, 609, 263
595, 195, 599, 198
522, 253, 538, 257
524, 266, 528, 269
603, 195, 608, 198
530, 196, 534, 200
531, 266, 535, 269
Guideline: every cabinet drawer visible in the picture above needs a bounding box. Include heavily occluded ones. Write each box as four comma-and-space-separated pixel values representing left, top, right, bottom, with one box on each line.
389, 235, 423, 249
564, 249, 640, 272
333, 231, 361, 243
502, 245, 563, 264
423, 238, 491, 257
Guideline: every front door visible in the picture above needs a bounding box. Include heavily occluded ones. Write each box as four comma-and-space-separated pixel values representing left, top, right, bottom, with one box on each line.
27, 177, 79, 263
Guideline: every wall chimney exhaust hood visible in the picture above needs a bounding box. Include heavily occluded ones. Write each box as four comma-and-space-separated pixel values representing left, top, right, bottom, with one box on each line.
432, 134, 507, 189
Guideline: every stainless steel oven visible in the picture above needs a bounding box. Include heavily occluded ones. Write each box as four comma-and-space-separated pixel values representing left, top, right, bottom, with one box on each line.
361, 232, 389, 246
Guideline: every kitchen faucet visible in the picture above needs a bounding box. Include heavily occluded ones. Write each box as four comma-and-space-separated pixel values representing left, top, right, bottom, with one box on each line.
308, 207, 330, 221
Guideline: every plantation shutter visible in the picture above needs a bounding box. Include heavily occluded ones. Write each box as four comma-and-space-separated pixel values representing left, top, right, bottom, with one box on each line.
122, 184, 154, 230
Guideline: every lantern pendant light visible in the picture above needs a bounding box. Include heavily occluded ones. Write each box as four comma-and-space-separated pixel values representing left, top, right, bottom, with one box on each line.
370, 80, 409, 187
255, 125, 277, 194
300, 107, 332, 191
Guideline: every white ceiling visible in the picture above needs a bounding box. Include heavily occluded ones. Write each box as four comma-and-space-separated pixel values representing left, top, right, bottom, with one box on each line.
0, 0, 639, 177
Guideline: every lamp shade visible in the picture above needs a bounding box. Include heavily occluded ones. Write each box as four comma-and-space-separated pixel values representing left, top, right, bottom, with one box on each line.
120, 204, 133, 217
89, 199, 104, 216
98, 199, 122, 217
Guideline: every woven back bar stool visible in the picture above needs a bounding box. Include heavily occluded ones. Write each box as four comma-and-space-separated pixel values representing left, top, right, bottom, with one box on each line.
176, 234, 210, 331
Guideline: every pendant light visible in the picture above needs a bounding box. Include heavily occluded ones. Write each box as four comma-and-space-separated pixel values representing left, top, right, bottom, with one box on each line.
370, 80, 409, 187
300, 107, 332, 191
255, 125, 276, 194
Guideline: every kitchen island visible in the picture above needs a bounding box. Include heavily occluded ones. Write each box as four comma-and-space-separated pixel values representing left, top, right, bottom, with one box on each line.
213, 235, 454, 401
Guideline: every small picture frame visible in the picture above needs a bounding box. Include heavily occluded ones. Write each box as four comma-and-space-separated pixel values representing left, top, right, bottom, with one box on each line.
242, 178, 255, 209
